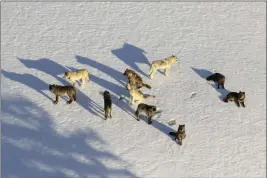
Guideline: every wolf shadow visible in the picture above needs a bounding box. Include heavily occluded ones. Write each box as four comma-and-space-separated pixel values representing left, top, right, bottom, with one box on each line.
66, 65, 136, 120
17, 57, 103, 117
75, 55, 127, 86
98, 91, 137, 120
135, 110, 177, 142
191, 67, 231, 101
2, 70, 53, 102
111, 43, 150, 78
2, 96, 136, 178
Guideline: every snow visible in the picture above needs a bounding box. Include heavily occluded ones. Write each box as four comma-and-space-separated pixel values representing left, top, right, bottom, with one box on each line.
1, 2, 266, 178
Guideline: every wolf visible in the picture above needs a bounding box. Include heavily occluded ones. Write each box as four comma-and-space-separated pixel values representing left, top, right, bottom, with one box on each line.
135, 103, 161, 124
206, 73, 225, 89
123, 68, 151, 90
49, 84, 76, 104
103, 90, 112, 119
63, 69, 90, 87
148, 55, 177, 79
126, 84, 155, 105
169, 124, 186, 145
223, 91, 246, 107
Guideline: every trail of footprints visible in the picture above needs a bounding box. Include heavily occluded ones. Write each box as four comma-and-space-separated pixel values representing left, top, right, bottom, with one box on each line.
48, 55, 246, 146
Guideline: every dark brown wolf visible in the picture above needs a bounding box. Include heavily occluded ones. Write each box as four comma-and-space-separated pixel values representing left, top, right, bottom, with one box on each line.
206, 73, 225, 89
123, 68, 151, 90
49, 84, 76, 104
223, 91, 246, 107
103, 90, 112, 119
135, 103, 161, 124
169, 124, 186, 145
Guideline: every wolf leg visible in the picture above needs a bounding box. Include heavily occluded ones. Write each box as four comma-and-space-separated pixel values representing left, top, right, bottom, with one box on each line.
164, 68, 169, 76
104, 109, 108, 120
81, 79, 86, 88
54, 95, 59, 104
241, 102, 246, 107
178, 135, 183, 145
109, 109, 112, 118
221, 84, 225, 89
129, 96, 133, 105
234, 100, 240, 107
147, 116, 152, 124
67, 96, 73, 104
135, 110, 140, 121
183, 134, 186, 139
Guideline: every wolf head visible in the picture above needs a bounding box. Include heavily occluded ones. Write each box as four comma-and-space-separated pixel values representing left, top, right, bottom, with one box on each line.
168, 55, 178, 63
206, 75, 212, 81
123, 69, 135, 78
123, 69, 130, 76
103, 90, 111, 99
238, 91, 246, 100
178, 124, 185, 132
64, 72, 71, 79
49, 84, 56, 92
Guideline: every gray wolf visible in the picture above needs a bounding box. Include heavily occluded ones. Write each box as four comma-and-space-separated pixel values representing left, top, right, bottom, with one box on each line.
206, 73, 225, 89
223, 91, 246, 107
135, 103, 161, 124
169, 124, 186, 145
103, 90, 112, 119
49, 84, 76, 104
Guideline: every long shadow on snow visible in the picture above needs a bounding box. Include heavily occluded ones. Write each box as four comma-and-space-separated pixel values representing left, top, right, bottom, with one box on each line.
98, 91, 137, 119
17, 57, 103, 117
75, 55, 127, 86
2, 96, 136, 178
66, 66, 135, 120
137, 114, 176, 140
111, 43, 150, 78
2, 70, 53, 102
191, 67, 231, 101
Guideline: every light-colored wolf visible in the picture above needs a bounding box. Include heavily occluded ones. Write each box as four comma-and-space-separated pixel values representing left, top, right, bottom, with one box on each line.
148, 55, 177, 79
63, 69, 90, 87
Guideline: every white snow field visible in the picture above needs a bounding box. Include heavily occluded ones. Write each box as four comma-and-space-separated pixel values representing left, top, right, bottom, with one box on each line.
1, 2, 266, 178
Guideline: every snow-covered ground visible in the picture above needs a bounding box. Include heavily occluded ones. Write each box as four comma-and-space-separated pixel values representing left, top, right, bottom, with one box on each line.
1, 2, 266, 178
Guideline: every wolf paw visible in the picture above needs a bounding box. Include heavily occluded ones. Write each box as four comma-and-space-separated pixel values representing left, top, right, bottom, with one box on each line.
53, 101, 58, 105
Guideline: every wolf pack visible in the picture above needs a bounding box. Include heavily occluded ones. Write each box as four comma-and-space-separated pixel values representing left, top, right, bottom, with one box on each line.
48, 55, 246, 145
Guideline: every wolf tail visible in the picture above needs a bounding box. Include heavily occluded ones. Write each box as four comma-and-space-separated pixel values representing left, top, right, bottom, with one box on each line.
169, 132, 177, 136
143, 83, 152, 89
148, 64, 154, 75
73, 89, 77, 101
